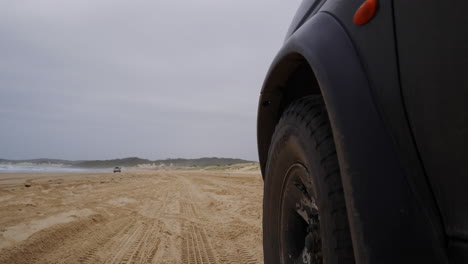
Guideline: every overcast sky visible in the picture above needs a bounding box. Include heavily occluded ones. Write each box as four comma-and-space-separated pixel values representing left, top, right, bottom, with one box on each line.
0, 0, 301, 161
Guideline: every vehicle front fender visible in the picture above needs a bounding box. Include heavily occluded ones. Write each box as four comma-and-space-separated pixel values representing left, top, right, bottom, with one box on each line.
258, 12, 446, 263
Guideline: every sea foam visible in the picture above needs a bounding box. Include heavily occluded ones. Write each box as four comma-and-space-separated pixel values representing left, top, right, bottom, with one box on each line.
0, 164, 95, 173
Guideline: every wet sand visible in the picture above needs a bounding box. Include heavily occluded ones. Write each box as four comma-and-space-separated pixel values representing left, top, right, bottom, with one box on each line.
0, 169, 263, 263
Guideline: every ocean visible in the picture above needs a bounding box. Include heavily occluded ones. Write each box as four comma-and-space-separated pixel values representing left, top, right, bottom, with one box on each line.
0, 164, 100, 173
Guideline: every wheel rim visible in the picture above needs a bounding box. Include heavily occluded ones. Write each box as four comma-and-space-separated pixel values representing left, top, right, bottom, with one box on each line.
280, 163, 322, 264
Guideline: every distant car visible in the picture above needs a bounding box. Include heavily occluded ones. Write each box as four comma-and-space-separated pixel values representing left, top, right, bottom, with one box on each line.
113, 167, 121, 173
258, 1, 468, 263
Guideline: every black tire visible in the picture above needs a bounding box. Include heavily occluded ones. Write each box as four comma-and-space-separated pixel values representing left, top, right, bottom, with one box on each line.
263, 95, 354, 264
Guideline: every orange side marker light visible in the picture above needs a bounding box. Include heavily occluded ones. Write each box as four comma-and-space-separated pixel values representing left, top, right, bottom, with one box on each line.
353, 0, 378, 25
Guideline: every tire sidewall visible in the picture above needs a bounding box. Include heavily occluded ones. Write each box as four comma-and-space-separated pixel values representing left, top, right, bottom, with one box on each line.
263, 120, 337, 264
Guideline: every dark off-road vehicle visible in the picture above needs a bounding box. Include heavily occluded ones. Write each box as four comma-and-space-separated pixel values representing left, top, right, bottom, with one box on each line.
258, 0, 468, 263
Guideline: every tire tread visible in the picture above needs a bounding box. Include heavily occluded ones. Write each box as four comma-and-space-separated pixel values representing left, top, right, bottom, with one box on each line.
266, 95, 354, 263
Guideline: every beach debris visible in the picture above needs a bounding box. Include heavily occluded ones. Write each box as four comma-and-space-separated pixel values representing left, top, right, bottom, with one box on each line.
24, 184, 31, 187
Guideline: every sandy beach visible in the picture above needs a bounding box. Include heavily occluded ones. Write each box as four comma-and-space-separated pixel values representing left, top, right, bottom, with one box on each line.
0, 169, 263, 263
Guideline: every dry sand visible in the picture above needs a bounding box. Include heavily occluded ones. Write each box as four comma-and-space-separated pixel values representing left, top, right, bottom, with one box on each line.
0, 169, 264, 263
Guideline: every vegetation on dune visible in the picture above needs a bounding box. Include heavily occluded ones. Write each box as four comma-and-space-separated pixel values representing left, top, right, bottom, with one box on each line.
203, 163, 260, 171
0, 157, 256, 168
75, 157, 254, 168
74, 157, 152, 168
0, 158, 80, 165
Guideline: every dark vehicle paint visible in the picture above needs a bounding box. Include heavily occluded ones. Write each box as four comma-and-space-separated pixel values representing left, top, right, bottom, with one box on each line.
259, 0, 468, 262
285, 0, 325, 39
393, 0, 468, 241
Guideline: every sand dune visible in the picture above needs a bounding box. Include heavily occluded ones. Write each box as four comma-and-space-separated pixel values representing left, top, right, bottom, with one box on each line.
0, 170, 263, 263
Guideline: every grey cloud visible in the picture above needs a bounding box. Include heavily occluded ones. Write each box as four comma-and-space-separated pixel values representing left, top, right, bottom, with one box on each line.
0, 0, 301, 161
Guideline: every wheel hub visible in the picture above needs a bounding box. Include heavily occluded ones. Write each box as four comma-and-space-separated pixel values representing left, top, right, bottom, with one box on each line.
280, 164, 322, 264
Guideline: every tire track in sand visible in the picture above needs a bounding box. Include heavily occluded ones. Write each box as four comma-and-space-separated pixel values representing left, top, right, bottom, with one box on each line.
108, 221, 161, 264
179, 172, 259, 264
82, 190, 169, 264
180, 201, 198, 218
181, 222, 217, 264
80, 218, 135, 263
106, 192, 169, 264
216, 245, 258, 264
179, 173, 219, 264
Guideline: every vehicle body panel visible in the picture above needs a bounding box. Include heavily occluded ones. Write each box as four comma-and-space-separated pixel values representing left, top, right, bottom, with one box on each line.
285, 0, 325, 39
393, 0, 468, 242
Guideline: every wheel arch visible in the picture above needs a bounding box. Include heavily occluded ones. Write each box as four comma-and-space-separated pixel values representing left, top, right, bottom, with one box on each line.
257, 52, 320, 176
